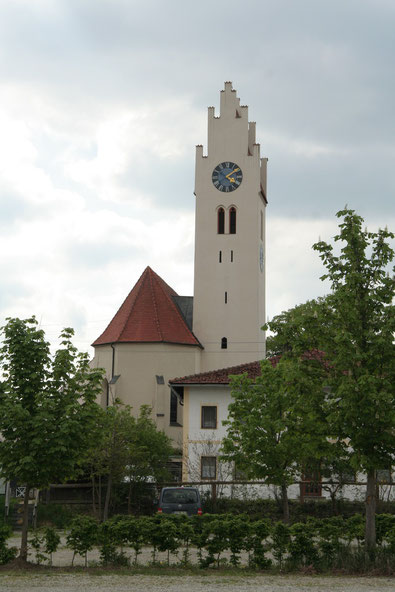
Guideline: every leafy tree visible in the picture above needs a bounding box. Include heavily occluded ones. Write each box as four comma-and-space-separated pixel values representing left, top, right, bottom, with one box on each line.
312, 208, 395, 550
222, 355, 335, 522
86, 402, 173, 521
265, 297, 331, 357
265, 209, 394, 549
0, 317, 103, 561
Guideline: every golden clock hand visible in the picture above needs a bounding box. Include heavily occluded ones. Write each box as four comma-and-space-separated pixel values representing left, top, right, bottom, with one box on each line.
225, 168, 240, 179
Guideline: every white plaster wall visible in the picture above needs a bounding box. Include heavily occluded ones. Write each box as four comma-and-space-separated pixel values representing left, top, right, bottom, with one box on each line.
193, 83, 266, 372
182, 384, 395, 501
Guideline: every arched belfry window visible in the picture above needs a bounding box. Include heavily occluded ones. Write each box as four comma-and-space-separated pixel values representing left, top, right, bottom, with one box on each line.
217, 208, 225, 234
229, 207, 236, 234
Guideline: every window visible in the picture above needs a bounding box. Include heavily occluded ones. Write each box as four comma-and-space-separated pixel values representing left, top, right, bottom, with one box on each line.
230, 250, 233, 262
377, 468, 392, 483
229, 207, 236, 234
170, 392, 178, 424
201, 405, 217, 428
201, 456, 216, 479
219, 250, 222, 263
225, 291, 227, 303
339, 469, 356, 484
221, 337, 227, 349
217, 208, 225, 234
300, 470, 322, 498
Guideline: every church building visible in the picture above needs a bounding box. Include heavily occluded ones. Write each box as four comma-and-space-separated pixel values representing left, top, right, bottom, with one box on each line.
91, 82, 268, 456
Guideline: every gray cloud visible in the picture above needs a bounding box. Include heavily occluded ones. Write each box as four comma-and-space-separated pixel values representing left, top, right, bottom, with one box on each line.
0, 0, 393, 351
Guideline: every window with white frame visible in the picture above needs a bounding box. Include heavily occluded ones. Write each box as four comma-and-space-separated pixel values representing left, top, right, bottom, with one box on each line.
201, 406, 217, 429
201, 456, 216, 479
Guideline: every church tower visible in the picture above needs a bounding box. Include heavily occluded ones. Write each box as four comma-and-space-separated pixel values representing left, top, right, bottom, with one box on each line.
193, 82, 267, 371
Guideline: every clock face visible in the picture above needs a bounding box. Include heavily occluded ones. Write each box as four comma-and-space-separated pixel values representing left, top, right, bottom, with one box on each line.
212, 162, 242, 192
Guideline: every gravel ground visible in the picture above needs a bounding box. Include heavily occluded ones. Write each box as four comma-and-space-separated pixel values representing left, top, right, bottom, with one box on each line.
0, 573, 395, 592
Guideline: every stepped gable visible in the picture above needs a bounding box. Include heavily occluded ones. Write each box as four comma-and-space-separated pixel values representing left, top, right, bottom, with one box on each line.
170, 356, 281, 385
92, 267, 201, 347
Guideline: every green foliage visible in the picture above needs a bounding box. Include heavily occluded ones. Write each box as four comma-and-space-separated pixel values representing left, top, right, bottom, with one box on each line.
97, 518, 129, 566
312, 209, 395, 474
288, 521, 319, 568
246, 519, 272, 569
0, 317, 103, 559
18, 511, 395, 571
222, 355, 335, 520
0, 524, 17, 565
265, 297, 330, 357
43, 527, 61, 565
271, 521, 290, 569
86, 402, 174, 520
0, 318, 103, 488
376, 514, 395, 546
37, 502, 76, 529
29, 531, 47, 565
66, 515, 98, 567
263, 209, 395, 548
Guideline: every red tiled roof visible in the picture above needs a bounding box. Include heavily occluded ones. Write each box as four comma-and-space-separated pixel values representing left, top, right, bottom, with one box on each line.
92, 267, 201, 347
170, 356, 281, 385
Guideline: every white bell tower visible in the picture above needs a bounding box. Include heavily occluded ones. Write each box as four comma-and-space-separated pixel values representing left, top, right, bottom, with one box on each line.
193, 82, 267, 372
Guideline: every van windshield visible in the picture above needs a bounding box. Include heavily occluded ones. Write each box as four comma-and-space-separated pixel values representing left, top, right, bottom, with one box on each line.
162, 489, 198, 504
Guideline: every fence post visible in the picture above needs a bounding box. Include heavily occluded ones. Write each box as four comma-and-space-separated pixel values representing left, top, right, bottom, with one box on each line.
211, 482, 217, 510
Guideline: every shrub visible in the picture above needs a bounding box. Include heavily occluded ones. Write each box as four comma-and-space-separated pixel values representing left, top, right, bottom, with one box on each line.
0, 524, 17, 565
66, 515, 98, 567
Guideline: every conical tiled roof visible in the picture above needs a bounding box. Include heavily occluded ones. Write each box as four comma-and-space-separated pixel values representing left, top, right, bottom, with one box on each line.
92, 267, 201, 347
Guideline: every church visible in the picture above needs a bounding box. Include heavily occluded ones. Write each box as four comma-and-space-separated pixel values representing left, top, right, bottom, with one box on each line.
91, 82, 268, 474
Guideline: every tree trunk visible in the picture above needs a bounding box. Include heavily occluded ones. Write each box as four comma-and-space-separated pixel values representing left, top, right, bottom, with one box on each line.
98, 475, 102, 520
92, 475, 97, 518
365, 468, 376, 551
103, 472, 112, 521
19, 484, 31, 561
127, 482, 132, 514
281, 483, 290, 523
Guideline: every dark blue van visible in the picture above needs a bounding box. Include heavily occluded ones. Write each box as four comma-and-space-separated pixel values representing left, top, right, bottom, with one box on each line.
157, 487, 202, 516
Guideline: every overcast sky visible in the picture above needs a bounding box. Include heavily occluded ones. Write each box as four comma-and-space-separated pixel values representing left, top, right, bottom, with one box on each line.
0, 0, 394, 354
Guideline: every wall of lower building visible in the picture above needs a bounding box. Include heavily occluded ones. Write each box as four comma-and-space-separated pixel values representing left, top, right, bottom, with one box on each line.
92, 342, 201, 445
182, 384, 395, 501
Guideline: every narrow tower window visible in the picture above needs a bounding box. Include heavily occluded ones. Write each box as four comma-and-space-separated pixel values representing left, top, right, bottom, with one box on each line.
229, 207, 236, 234
219, 250, 222, 263
218, 208, 225, 234
230, 250, 233, 262
221, 337, 227, 349
225, 291, 228, 303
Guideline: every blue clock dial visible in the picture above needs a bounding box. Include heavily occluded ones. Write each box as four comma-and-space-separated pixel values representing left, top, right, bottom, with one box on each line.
212, 162, 242, 192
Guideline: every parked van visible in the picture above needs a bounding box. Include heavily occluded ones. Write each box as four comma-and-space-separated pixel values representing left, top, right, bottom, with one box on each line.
157, 486, 202, 516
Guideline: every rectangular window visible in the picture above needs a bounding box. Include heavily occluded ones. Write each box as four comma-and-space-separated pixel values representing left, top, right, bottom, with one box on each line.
201, 456, 216, 480
219, 250, 222, 263
377, 468, 392, 483
170, 392, 178, 424
201, 405, 217, 429
230, 250, 233, 262
300, 471, 322, 498
225, 291, 227, 303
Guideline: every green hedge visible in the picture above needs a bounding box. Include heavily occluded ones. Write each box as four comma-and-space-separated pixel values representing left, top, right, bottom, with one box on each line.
202, 496, 395, 522
61, 512, 395, 572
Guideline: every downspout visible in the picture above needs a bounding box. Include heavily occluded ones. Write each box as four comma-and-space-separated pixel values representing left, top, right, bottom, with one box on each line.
109, 343, 115, 406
